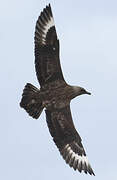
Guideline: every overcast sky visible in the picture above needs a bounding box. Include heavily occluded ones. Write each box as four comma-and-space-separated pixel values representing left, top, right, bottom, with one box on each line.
0, 0, 117, 179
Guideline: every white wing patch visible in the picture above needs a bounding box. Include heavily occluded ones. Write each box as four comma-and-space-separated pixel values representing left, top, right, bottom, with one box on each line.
35, 16, 55, 45
66, 144, 89, 165
43, 16, 55, 42
61, 143, 94, 174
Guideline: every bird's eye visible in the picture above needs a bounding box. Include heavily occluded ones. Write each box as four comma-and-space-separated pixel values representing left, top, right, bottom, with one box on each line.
81, 88, 85, 92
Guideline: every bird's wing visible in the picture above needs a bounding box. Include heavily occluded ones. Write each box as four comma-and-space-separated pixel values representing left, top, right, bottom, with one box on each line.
34, 4, 65, 88
45, 105, 95, 175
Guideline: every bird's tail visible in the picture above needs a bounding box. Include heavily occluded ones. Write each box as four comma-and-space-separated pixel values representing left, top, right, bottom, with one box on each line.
20, 83, 44, 119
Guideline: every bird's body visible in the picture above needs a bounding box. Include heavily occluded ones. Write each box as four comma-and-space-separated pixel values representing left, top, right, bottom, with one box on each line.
20, 4, 95, 175
41, 83, 84, 109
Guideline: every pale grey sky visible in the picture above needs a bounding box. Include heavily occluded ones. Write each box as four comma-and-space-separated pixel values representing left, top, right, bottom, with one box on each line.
0, 0, 117, 179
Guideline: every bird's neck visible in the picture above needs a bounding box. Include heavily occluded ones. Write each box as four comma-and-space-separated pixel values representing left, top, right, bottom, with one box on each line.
66, 85, 81, 100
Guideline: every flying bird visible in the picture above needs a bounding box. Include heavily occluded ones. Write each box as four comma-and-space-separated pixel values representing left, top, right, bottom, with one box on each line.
20, 4, 95, 175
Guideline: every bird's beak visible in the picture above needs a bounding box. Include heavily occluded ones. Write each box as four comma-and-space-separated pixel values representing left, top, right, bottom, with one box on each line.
86, 91, 91, 95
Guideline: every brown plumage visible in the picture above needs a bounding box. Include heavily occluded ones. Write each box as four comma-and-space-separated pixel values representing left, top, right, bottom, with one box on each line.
20, 4, 95, 175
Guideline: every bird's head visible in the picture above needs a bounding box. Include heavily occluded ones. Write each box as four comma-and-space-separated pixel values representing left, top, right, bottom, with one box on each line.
72, 86, 91, 98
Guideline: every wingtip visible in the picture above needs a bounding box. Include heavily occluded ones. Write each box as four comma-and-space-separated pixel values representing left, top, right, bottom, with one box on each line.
35, 3, 55, 46
79, 165, 95, 176
92, 171, 95, 176
47, 3, 53, 16
81, 167, 95, 176
46, 3, 51, 9
60, 144, 95, 176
